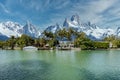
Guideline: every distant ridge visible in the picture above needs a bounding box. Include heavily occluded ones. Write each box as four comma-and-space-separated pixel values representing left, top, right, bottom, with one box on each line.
0, 21, 41, 40
0, 14, 120, 40
44, 14, 118, 40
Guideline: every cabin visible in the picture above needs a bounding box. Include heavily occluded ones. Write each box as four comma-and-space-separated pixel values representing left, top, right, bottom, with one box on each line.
109, 42, 117, 48
23, 46, 38, 50
38, 44, 53, 50
57, 40, 74, 50
109, 42, 113, 48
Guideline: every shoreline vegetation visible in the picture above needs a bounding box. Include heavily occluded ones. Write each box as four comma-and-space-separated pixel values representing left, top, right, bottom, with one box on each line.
0, 28, 120, 50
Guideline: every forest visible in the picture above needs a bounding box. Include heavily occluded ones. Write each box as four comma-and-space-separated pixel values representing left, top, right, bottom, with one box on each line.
0, 28, 120, 50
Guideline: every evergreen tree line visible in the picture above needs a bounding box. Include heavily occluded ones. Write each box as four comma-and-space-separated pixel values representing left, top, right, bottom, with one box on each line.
0, 28, 120, 50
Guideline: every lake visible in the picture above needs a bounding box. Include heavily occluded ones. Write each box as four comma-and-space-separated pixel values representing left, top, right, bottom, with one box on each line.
0, 50, 120, 80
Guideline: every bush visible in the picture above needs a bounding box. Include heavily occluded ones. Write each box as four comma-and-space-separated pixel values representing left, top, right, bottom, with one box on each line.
80, 41, 95, 50
94, 42, 109, 49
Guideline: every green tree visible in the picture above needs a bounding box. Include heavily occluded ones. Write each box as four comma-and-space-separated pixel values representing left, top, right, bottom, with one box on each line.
0, 41, 4, 49
38, 38, 47, 47
104, 35, 116, 42
94, 41, 109, 49
48, 38, 59, 47
17, 34, 34, 49
74, 32, 90, 48
7, 36, 16, 50
104, 35, 119, 48
34, 39, 40, 47
43, 31, 54, 38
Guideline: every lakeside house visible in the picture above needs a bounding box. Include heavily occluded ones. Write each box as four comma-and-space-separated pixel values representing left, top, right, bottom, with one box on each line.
38, 44, 53, 50
109, 42, 113, 48
109, 42, 117, 48
57, 40, 74, 50
23, 46, 38, 51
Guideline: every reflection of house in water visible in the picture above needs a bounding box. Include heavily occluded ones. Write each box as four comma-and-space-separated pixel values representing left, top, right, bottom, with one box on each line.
45, 44, 50, 48
38, 44, 53, 50
23, 46, 38, 50
109, 42, 117, 48
58, 40, 74, 50
109, 42, 113, 48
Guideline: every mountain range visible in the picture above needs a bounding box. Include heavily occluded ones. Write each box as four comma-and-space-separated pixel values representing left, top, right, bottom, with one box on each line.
0, 21, 41, 40
0, 14, 120, 40
45, 14, 120, 40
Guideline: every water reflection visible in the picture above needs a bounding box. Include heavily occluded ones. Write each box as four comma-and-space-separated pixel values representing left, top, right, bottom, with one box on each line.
0, 50, 120, 80
0, 60, 51, 80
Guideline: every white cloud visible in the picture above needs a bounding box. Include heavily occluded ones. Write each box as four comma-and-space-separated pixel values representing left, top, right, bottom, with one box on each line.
88, 0, 118, 13
0, 3, 10, 13
53, 0, 70, 10
88, 0, 118, 21
1, 0, 120, 29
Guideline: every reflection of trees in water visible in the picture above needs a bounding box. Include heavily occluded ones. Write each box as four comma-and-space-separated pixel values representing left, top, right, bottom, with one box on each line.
97, 71, 120, 80
0, 60, 120, 80
75, 68, 96, 80
0, 60, 51, 80
77, 68, 120, 80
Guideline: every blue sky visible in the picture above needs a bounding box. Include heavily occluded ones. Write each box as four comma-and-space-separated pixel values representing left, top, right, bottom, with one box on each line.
0, 0, 120, 30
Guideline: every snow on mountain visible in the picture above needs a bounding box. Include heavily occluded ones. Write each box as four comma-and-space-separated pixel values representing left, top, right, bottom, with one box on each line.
0, 14, 119, 40
62, 15, 117, 40
116, 27, 120, 36
44, 23, 61, 33
0, 21, 41, 40
44, 14, 118, 40
86, 28, 115, 40
63, 19, 80, 32
103, 28, 115, 37
63, 18, 69, 28
62, 15, 106, 40
80, 22, 98, 31
0, 21, 23, 38
71, 14, 80, 26
79, 22, 115, 40
0, 33, 9, 40
23, 21, 41, 38
63, 14, 80, 29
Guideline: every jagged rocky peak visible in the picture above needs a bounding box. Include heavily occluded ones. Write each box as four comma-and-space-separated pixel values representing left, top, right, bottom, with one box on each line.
23, 21, 41, 38
2, 21, 22, 29
0, 21, 23, 38
81, 21, 98, 30
3, 21, 16, 26
116, 27, 120, 36
71, 14, 80, 25
117, 27, 120, 32
63, 18, 69, 28
88, 22, 98, 29
45, 23, 61, 33
24, 21, 35, 32
0, 20, 41, 39
63, 17, 80, 29
0, 14, 120, 40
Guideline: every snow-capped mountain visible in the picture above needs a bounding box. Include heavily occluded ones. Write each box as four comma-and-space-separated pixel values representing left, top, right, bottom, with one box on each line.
44, 14, 118, 40
63, 15, 80, 29
62, 15, 117, 40
85, 27, 115, 40
77, 21, 115, 40
63, 17, 80, 32
0, 21, 23, 38
116, 27, 120, 36
0, 14, 120, 40
44, 23, 61, 33
0, 21, 41, 40
23, 21, 41, 38
71, 14, 80, 26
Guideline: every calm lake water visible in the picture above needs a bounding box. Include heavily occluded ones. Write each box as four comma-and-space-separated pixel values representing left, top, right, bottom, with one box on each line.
0, 50, 120, 80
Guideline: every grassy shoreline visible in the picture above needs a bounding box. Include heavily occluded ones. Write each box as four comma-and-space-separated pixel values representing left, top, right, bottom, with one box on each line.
1, 46, 120, 51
